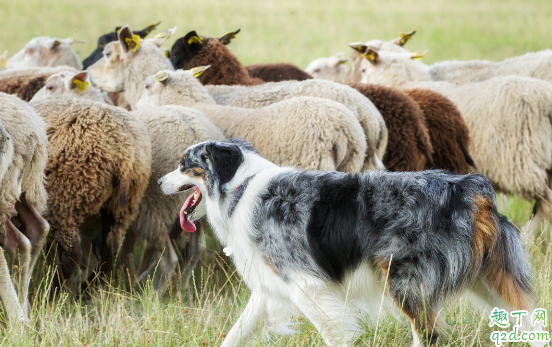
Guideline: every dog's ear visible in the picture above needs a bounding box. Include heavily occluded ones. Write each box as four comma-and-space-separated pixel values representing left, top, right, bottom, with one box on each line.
205, 142, 244, 185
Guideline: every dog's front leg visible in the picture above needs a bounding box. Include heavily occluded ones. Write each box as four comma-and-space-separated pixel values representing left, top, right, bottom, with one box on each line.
221, 291, 267, 347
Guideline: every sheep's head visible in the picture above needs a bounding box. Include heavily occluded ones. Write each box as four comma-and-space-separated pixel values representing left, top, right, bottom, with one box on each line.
136, 66, 211, 109
82, 22, 161, 69
87, 25, 140, 93
44, 71, 91, 96
356, 47, 431, 87
170, 29, 240, 70
7, 37, 84, 69
304, 52, 349, 81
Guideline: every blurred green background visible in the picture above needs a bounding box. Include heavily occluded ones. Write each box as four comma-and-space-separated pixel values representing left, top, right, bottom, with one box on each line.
1, 0, 551, 68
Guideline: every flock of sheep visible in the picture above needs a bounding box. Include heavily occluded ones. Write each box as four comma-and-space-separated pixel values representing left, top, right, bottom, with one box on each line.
0, 23, 550, 327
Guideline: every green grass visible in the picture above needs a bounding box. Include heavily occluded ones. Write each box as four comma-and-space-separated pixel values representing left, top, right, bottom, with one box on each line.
1, 0, 552, 345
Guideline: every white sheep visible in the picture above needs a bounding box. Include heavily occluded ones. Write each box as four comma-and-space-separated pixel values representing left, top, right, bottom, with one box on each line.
357, 48, 552, 242
87, 25, 175, 110
31, 70, 113, 104
206, 78, 387, 171
0, 92, 49, 324
7, 37, 84, 70
429, 50, 552, 85
137, 68, 368, 173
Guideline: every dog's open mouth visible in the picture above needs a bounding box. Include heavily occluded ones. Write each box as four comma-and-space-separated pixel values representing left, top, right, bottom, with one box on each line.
180, 186, 202, 232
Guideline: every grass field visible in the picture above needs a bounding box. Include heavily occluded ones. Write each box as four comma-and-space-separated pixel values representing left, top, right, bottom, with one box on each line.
1, 0, 552, 345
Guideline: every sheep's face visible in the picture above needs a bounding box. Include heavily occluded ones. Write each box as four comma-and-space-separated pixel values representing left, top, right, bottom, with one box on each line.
358, 50, 431, 88
136, 74, 164, 108
304, 55, 348, 81
44, 71, 90, 97
88, 41, 126, 93
7, 37, 81, 69
137, 67, 210, 109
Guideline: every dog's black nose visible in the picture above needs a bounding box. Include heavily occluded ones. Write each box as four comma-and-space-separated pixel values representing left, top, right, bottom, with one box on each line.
157, 177, 165, 186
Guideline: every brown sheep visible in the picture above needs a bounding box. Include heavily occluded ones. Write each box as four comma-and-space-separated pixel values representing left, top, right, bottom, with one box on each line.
245, 63, 313, 82
405, 89, 475, 174
349, 83, 435, 171
170, 30, 264, 86
30, 96, 151, 290
0, 66, 78, 101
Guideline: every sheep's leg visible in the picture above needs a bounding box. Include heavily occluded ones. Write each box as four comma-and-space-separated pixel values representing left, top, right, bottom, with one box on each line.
120, 229, 137, 282
0, 245, 26, 324
524, 187, 552, 246
13, 196, 49, 313
137, 232, 178, 292
182, 220, 205, 289
3, 217, 31, 315
98, 208, 116, 276
54, 235, 83, 294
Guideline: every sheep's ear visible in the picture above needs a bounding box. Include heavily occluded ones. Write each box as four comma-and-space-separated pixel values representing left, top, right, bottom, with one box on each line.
72, 72, 89, 93
410, 49, 429, 60
349, 42, 368, 53
183, 31, 204, 47
155, 71, 171, 85
392, 30, 416, 46
331, 52, 348, 66
61, 38, 86, 46
0, 50, 7, 69
118, 25, 140, 53
189, 65, 210, 78
219, 29, 241, 45
149, 27, 177, 47
135, 21, 161, 38
361, 48, 379, 65
51, 40, 62, 49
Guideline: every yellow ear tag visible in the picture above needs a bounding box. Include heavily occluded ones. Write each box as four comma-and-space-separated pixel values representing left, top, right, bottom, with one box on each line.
190, 66, 209, 78
162, 49, 170, 58
410, 51, 425, 60
73, 79, 89, 93
125, 34, 141, 52
0, 58, 6, 69
361, 52, 377, 61
187, 36, 203, 45
155, 71, 169, 82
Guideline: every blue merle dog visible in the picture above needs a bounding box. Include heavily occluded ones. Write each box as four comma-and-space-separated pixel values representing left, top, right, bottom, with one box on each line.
158, 139, 543, 347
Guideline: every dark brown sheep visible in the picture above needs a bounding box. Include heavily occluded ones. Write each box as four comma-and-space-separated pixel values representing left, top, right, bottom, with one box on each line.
0, 66, 78, 101
170, 30, 263, 86
405, 88, 475, 174
246, 63, 313, 82
349, 83, 434, 171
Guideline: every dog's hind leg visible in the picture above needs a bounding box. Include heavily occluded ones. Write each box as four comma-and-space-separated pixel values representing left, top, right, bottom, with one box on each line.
291, 285, 359, 346
379, 258, 441, 347
221, 291, 267, 347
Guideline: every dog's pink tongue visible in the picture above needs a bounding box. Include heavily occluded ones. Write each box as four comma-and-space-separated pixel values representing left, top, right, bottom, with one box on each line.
180, 188, 198, 232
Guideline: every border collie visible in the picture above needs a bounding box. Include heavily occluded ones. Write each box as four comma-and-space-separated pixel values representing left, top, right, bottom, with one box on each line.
158, 139, 543, 347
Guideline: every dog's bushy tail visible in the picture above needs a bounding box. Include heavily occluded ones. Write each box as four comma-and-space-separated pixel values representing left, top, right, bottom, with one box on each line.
481, 211, 534, 310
